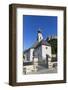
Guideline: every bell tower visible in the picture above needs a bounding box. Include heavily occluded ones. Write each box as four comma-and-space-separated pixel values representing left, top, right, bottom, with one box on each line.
37, 28, 43, 42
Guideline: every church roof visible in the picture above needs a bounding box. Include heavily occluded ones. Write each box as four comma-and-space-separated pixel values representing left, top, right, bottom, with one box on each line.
31, 41, 38, 48
24, 40, 50, 53
32, 39, 51, 49
23, 48, 30, 53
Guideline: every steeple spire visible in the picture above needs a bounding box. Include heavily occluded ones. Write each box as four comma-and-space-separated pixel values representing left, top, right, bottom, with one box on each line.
37, 28, 43, 42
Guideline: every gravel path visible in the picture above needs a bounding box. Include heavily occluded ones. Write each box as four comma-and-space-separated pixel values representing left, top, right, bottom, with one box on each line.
25, 65, 57, 75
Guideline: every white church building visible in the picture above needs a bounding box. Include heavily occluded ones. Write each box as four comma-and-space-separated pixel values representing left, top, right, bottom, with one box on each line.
23, 30, 52, 69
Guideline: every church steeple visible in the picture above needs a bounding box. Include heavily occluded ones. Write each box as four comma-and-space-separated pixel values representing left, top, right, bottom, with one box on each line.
37, 28, 43, 42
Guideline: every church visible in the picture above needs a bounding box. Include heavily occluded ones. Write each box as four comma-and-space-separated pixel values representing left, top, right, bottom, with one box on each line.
23, 29, 52, 69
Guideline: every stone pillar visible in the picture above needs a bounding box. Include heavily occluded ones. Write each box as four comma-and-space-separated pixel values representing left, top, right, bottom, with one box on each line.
48, 57, 52, 69
33, 58, 38, 72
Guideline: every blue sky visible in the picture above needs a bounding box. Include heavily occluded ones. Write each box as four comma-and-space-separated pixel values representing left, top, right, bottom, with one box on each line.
23, 15, 57, 50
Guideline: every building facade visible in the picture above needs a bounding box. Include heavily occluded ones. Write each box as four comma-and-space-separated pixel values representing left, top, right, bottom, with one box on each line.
23, 30, 52, 68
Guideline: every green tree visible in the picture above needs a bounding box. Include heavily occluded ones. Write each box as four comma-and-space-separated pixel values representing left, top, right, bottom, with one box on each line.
47, 39, 57, 54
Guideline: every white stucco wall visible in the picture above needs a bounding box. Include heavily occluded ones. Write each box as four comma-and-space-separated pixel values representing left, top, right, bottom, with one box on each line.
23, 54, 27, 61
30, 48, 34, 61
34, 46, 42, 61
42, 45, 51, 60
24, 48, 34, 62
24, 50, 30, 61
24, 45, 51, 62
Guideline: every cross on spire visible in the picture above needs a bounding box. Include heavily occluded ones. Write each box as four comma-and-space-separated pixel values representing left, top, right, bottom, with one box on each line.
37, 28, 42, 33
